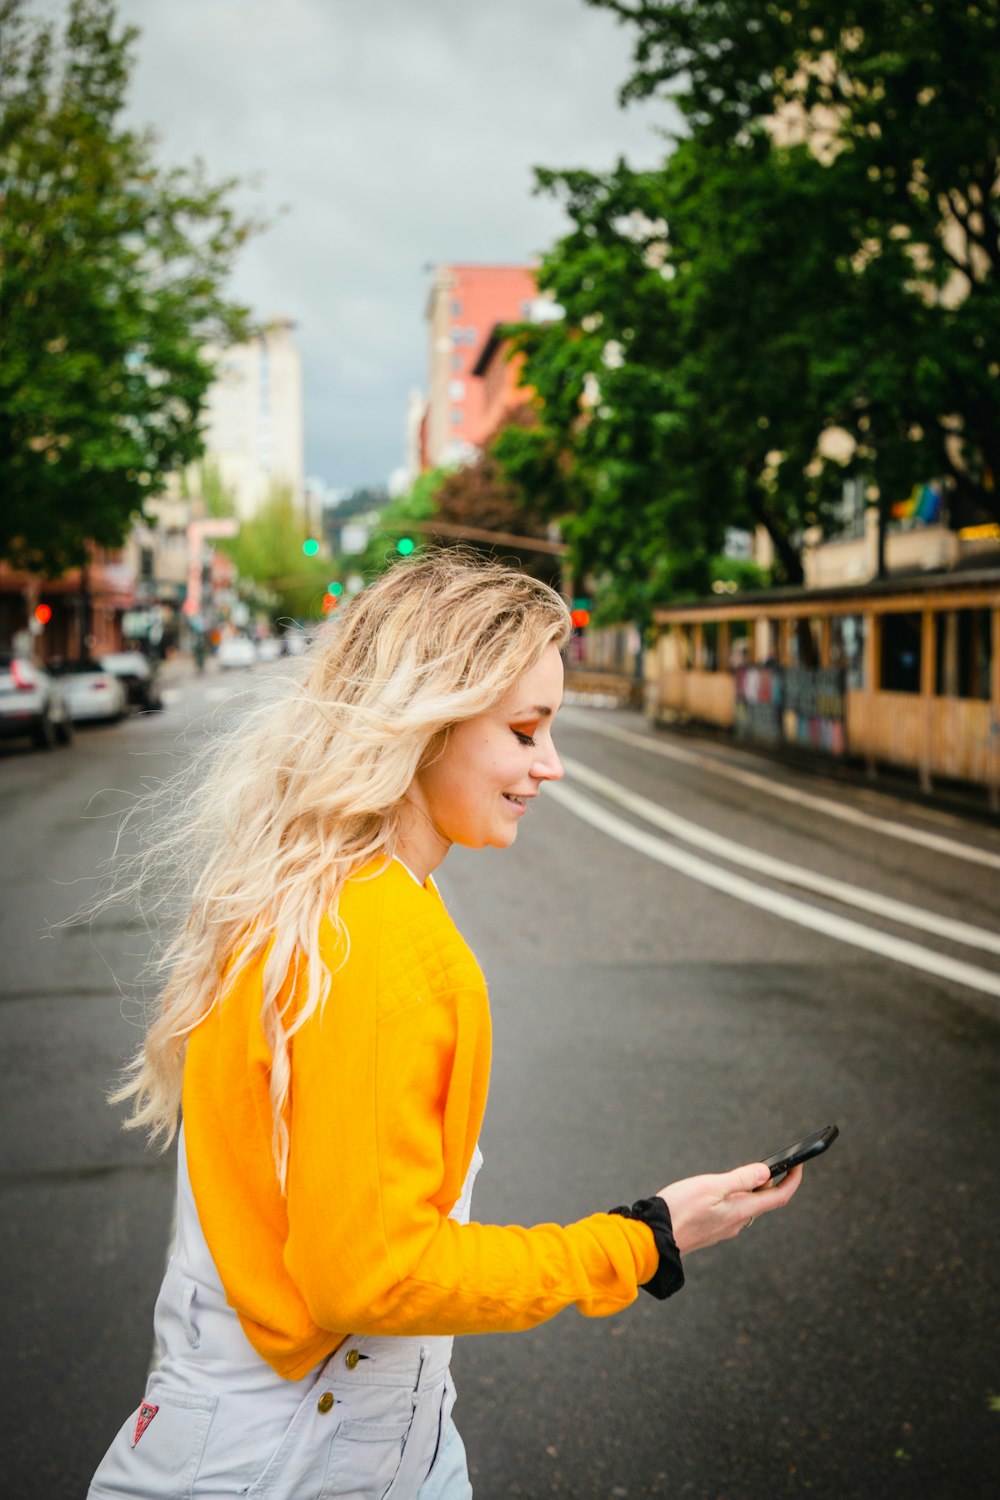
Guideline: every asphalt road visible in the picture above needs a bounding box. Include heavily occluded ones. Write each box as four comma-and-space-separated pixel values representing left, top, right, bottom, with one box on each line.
2, 664, 998, 1499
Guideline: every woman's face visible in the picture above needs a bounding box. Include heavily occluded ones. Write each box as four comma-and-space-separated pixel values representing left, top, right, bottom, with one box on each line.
400, 642, 565, 878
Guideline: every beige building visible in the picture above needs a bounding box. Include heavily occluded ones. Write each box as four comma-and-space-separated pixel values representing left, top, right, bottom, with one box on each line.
402, 389, 427, 488
201, 317, 305, 518
805, 507, 1000, 589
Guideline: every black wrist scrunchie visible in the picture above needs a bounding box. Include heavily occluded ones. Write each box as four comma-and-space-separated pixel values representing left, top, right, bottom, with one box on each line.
609, 1196, 685, 1300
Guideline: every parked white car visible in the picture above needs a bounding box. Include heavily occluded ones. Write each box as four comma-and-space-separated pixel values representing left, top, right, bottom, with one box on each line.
53, 659, 128, 722
99, 651, 163, 710
0, 652, 74, 749
255, 637, 282, 663
216, 636, 258, 670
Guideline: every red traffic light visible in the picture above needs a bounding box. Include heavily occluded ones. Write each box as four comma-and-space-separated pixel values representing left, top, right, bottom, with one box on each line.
34, 603, 52, 625
570, 607, 590, 629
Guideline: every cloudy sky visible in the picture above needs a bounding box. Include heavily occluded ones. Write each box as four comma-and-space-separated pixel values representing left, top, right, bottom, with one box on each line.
109, 0, 674, 492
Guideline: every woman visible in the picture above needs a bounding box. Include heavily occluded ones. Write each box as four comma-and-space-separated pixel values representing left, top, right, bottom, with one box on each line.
89, 552, 801, 1499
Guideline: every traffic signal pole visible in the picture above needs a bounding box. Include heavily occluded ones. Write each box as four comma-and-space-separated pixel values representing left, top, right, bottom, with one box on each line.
382, 519, 569, 557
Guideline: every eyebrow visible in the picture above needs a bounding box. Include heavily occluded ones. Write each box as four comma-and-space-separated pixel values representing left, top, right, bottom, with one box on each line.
509, 704, 555, 720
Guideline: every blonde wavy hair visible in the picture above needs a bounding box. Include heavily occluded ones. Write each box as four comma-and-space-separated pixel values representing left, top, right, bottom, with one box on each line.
110, 551, 571, 1188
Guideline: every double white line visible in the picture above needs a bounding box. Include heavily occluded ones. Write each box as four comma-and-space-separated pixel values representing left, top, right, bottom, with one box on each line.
558, 708, 1000, 871
550, 756, 1000, 1000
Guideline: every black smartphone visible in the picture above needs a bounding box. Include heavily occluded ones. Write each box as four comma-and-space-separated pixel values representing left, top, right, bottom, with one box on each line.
761, 1125, 839, 1186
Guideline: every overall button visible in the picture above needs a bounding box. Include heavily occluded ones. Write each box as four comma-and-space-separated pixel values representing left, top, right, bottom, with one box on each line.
317, 1392, 334, 1414
345, 1349, 360, 1370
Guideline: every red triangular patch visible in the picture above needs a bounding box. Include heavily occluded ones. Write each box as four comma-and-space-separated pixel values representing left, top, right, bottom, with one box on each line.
132, 1401, 159, 1447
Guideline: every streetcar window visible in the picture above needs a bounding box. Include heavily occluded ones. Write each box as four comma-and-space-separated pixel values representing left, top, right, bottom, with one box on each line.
831, 615, 866, 690
700, 622, 718, 671
935, 608, 992, 700
790, 618, 821, 668
881, 612, 921, 693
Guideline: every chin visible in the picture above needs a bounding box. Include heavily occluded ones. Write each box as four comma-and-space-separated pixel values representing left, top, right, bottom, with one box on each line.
477, 825, 517, 851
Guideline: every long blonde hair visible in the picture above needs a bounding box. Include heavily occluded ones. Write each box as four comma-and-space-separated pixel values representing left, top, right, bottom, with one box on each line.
110, 551, 571, 1187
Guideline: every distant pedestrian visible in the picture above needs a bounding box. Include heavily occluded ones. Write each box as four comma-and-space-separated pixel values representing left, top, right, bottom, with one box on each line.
88, 551, 802, 1499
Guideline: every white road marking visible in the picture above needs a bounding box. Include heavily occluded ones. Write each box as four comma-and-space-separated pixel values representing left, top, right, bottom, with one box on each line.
559, 709, 1000, 872
561, 755, 1000, 957
547, 780, 1000, 1000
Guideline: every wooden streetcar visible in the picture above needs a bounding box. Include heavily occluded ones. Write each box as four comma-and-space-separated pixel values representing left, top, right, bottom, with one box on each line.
646, 569, 1000, 810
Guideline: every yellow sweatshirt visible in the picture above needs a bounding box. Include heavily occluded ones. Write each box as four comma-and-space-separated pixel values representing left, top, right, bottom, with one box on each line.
183, 856, 658, 1380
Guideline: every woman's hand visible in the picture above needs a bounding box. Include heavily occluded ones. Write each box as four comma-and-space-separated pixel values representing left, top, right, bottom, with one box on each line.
658, 1162, 803, 1255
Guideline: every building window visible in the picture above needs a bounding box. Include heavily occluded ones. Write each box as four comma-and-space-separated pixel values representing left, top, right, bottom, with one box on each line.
449, 380, 465, 401
450, 409, 463, 426
451, 353, 463, 371
451, 300, 463, 317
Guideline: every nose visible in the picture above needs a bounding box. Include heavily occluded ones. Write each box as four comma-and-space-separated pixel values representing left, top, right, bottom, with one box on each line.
532, 740, 564, 783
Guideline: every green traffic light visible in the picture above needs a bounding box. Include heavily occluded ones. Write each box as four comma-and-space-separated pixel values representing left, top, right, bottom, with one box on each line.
302, 538, 319, 557
327, 580, 344, 596
396, 537, 415, 556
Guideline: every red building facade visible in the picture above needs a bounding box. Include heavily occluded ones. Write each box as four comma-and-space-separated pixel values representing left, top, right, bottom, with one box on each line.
423, 264, 538, 468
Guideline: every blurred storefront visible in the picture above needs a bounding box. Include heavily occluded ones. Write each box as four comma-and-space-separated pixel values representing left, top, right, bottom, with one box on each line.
0, 552, 136, 661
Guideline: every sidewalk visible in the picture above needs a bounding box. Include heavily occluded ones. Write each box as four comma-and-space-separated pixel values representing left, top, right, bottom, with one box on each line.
157, 651, 217, 690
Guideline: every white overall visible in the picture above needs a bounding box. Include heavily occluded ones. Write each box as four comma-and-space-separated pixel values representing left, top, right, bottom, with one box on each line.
89, 1128, 482, 1499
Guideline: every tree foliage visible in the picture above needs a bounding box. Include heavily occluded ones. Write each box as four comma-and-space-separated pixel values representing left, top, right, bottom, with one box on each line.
432, 408, 562, 585
589, 0, 1000, 525
0, 0, 261, 574
214, 482, 331, 623
349, 467, 444, 578
507, 140, 860, 612
346, 437, 561, 586
498, 0, 999, 620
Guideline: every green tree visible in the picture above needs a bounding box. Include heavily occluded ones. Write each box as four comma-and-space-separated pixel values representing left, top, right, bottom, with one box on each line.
495, 166, 706, 625
431, 408, 563, 585
215, 483, 331, 623
589, 0, 1000, 528
349, 468, 444, 578
0, 0, 261, 575
502, 138, 866, 617
190, 458, 237, 521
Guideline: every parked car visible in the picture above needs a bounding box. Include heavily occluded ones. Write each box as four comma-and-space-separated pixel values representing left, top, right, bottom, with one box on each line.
99, 651, 163, 710
216, 636, 258, 669
50, 659, 128, 722
0, 652, 74, 749
255, 637, 282, 663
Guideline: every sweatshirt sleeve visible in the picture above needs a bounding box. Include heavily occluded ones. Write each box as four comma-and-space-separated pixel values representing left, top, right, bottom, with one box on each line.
282, 987, 659, 1338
